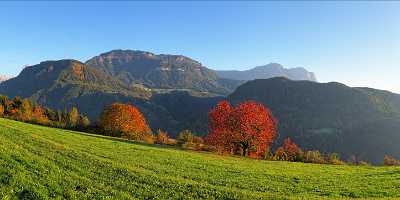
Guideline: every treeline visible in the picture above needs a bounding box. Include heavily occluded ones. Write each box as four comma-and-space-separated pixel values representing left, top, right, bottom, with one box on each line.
0, 95, 90, 130
97, 102, 350, 165
96, 103, 206, 150
1, 95, 398, 166
264, 138, 344, 164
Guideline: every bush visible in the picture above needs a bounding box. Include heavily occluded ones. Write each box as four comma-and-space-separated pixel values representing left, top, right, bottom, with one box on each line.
193, 136, 204, 144
326, 153, 345, 165
167, 138, 177, 145
177, 130, 194, 145
180, 142, 197, 150
272, 138, 304, 162
272, 147, 287, 161
176, 130, 206, 150
384, 155, 400, 166
263, 147, 273, 160
304, 150, 325, 164
347, 155, 368, 166
78, 116, 90, 130
281, 138, 303, 162
30, 106, 49, 125
155, 129, 170, 145
201, 144, 218, 152
358, 161, 369, 166
142, 135, 155, 144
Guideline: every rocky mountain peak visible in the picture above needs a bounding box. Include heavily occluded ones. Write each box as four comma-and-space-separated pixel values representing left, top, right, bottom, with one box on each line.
215, 63, 317, 82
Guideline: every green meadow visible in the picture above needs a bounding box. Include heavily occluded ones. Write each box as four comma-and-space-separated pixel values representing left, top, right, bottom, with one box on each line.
0, 118, 399, 199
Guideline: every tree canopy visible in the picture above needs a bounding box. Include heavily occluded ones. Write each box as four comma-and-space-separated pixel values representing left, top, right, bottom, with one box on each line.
205, 100, 277, 158
99, 103, 152, 140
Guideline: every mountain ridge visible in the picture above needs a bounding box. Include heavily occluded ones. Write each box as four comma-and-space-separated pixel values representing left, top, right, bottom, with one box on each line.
0, 53, 229, 135
85, 49, 238, 95
228, 77, 400, 164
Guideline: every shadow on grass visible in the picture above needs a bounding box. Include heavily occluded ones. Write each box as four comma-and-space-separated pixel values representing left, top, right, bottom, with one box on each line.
62, 129, 180, 149
61, 129, 226, 159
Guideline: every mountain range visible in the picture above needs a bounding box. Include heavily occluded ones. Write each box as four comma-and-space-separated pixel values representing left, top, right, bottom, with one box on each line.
0, 50, 233, 135
1, 49, 399, 163
215, 63, 317, 81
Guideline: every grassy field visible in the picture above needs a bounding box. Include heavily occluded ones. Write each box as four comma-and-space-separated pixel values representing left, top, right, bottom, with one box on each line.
0, 118, 399, 199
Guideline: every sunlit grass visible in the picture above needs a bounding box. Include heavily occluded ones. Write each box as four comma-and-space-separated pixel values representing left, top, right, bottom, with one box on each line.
0, 118, 399, 199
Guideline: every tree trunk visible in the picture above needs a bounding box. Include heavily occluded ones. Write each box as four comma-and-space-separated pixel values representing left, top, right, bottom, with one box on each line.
242, 148, 247, 156
241, 142, 249, 157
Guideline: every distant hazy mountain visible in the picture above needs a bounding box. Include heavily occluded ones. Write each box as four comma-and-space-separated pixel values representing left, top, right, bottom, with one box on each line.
0, 75, 10, 83
215, 63, 317, 82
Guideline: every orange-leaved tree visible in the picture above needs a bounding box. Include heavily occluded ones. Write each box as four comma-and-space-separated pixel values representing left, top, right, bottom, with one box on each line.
99, 103, 152, 140
205, 100, 277, 158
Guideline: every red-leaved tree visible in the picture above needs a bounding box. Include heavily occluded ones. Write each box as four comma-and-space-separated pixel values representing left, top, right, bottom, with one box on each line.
205, 100, 277, 158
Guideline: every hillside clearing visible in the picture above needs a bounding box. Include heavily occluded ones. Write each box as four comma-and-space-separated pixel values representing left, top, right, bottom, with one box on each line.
0, 118, 399, 199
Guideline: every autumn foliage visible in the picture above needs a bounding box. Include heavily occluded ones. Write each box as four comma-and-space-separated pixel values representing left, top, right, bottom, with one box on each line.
205, 100, 277, 158
0, 95, 90, 130
383, 155, 400, 166
281, 138, 302, 161
31, 105, 50, 124
269, 137, 346, 164
155, 129, 170, 144
99, 103, 152, 140
0, 94, 353, 165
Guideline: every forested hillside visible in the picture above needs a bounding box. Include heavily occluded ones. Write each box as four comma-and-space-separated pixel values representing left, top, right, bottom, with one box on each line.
229, 77, 400, 163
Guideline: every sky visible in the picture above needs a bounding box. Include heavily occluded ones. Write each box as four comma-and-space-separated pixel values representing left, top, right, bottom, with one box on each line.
0, 1, 399, 92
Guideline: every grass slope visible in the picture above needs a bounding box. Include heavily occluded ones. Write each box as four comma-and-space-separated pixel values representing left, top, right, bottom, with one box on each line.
0, 118, 399, 200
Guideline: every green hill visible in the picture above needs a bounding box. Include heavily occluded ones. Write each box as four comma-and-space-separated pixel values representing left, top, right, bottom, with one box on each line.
229, 77, 400, 164
0, 118, 399, 199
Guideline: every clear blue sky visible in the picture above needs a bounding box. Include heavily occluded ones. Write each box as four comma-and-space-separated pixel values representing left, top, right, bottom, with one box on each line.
1, 1, 399, 92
